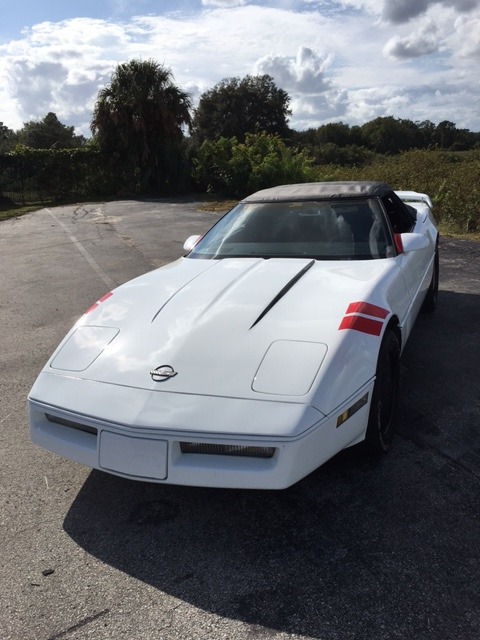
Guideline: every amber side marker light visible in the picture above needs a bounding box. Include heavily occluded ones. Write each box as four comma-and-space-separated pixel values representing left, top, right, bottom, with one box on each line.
336, 393, 369, 428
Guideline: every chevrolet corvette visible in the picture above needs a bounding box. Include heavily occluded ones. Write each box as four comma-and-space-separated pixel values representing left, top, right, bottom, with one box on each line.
29, 181, 438, 489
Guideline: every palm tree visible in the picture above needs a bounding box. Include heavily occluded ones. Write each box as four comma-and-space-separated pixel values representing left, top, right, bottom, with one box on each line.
91, 59, 192, 192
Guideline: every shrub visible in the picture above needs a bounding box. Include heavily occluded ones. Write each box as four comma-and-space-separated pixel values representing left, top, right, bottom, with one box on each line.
193, 132, 314, 198
310, 149, 480, 233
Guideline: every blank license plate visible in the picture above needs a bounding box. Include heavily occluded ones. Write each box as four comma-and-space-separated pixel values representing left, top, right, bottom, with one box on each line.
100, 431, 168, 480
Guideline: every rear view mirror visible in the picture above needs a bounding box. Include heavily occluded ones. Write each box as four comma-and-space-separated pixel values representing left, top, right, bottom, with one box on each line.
398, 233, 429, 253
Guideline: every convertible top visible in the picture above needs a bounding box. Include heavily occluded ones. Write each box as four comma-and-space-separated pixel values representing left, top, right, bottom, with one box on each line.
242, 181, 393, 202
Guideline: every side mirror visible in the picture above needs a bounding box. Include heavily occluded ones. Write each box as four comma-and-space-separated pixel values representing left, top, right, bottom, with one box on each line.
397, 233, 429, 253
183, 235, 202, 253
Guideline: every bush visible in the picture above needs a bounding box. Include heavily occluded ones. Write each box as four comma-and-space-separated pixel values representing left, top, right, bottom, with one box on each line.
193, 132, 314, 198
0, 146, 106, 204
310, 149, 480, 233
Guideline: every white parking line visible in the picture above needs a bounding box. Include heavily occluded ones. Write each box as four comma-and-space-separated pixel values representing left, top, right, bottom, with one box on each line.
47, 208, 117, 290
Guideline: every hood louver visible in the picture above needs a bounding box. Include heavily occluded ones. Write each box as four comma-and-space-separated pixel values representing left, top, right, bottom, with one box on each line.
250, 260, 315, 329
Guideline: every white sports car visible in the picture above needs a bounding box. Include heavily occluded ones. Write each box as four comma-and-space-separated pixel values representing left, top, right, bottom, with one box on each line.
29, 182, 439, 489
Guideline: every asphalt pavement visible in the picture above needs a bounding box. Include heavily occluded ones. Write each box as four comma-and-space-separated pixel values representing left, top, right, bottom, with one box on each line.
1, 200, 479, 640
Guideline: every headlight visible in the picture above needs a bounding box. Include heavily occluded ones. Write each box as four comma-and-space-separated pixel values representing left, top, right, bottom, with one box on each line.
252, 340, 327, 396
50, 326, 119, 371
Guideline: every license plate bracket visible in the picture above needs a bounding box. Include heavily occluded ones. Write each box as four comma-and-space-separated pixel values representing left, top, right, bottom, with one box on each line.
100, 431, 168, 480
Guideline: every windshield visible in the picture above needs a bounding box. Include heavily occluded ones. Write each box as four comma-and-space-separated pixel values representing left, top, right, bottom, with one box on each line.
188, 198, 393, 260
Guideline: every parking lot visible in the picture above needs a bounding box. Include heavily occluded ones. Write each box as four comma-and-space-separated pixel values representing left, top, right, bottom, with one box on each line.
1, 199, 479, 640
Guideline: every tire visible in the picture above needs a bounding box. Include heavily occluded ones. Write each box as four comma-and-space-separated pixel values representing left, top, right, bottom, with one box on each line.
364, 330, 400, 454
422, 249, 439, 313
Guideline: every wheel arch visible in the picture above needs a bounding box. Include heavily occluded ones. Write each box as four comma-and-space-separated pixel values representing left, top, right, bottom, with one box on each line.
385, 314, 402, 352
364, 317, 402, 453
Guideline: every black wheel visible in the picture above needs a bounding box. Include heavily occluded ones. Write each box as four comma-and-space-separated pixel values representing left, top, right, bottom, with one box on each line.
422, 249, 439, 313
364, 330, 400, 454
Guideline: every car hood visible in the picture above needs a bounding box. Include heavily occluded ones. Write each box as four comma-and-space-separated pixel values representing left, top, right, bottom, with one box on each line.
42, 256, 402, 414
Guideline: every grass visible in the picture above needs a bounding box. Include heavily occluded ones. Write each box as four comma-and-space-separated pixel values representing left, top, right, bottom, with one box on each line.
440, 229, 480, 242
0, 203, 47, 221
197, 200, 237, 213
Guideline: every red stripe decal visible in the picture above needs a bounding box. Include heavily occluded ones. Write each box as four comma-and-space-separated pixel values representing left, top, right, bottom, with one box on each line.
84, 302, 99, 314
84, 292, 113, 314
345, 301, 389, 319
339, 315, 383, 336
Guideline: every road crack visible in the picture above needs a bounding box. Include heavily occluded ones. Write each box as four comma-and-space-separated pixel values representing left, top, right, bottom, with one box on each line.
47, 609, 110, 640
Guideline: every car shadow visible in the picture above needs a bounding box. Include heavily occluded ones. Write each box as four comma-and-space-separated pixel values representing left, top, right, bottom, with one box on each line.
63, 289, 480, 639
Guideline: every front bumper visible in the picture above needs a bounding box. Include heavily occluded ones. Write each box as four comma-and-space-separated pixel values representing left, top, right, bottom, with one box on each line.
28, 373, 372, 489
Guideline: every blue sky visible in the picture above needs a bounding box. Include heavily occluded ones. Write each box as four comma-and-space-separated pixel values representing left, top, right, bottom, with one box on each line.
1, 0, 479, 136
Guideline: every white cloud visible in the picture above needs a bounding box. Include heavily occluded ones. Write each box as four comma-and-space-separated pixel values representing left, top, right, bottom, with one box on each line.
382, 0, 478, 24
450, 13, 480, 57
0, 3, 480, 134
344, 79, 479, 129
254, 46, 334, 93
202, 0, 247, 6
291, 89, 350, 129
254, 46, 349, 126
338, 0, 479, 23
384, 21, 440, 58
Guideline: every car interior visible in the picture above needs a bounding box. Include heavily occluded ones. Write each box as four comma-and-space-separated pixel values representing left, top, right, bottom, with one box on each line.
190, 199, 397, 260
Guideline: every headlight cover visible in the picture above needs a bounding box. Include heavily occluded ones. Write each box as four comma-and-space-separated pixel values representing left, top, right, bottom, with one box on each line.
252, 340, 327, 396
50, 326, 119, 372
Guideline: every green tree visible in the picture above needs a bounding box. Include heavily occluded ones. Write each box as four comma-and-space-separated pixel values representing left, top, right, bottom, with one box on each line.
17, 112, 84, 149
416, 120, 436, 148
192, 75, 291, 145
312, 143, 375, 167
316, 122, 353, 147
434, 120, 456, 149
0, 122, 17, 153
360, 116, 422, 154
91, 59, 192, 193
290, 123, 372, 166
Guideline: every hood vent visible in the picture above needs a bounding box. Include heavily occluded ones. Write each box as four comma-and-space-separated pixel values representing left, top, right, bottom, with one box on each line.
250, 259, 315, 329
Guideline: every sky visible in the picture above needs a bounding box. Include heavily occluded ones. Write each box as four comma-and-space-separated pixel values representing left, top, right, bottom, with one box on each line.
1, 0, 479, 137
